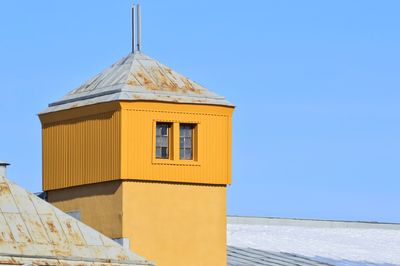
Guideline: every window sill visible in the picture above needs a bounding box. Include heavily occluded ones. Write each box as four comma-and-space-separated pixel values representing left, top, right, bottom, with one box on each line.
152, 158, 200, 166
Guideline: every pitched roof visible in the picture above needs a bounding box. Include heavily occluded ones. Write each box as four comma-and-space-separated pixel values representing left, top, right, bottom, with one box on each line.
0, 174, 154, 266
41, 52, 233, 114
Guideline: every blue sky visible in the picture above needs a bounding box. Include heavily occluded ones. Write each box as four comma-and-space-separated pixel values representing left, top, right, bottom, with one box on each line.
1, 1, 399, 222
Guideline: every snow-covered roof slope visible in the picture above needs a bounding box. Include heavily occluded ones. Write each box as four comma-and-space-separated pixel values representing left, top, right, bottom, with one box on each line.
41, 52, 233, 114
228, 216, 400, 266
0, 174, 154, 266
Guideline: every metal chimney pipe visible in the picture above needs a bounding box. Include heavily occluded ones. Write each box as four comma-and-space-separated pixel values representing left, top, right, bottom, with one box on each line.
136, 4, 141, 52
0, 161, 10, 178
132, 3, 136, 53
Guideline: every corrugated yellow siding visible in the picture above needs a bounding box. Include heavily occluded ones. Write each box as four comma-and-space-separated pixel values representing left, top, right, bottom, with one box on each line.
41, 109, 121, 190
121, 102, 233, 185
40, 101, 233, 190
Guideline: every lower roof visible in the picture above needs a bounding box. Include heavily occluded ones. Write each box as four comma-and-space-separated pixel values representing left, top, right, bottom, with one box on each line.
0, 174, 154, 266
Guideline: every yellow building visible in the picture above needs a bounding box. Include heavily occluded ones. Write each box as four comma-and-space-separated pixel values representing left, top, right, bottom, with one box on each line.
39, 12, 234, 265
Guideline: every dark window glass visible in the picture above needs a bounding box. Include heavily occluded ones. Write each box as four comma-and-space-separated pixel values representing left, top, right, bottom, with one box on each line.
180, 124, 194, 160
156, 123, 171, 159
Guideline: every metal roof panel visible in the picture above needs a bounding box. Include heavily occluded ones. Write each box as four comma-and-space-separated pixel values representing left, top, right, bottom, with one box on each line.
41, 52, 233, 114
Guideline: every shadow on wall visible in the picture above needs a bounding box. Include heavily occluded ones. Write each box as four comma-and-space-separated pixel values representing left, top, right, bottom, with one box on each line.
48, 180, 121, 202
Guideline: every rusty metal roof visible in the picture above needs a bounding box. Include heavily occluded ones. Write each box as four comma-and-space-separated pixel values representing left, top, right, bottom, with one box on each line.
0, 174, 154, 265
41, 52, 233, 114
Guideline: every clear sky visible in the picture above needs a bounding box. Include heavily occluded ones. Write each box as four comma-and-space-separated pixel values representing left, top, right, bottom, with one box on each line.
1, 0, 399, 223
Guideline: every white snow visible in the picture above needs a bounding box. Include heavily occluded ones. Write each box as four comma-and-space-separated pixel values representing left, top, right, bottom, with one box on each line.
227, 223, 400, 265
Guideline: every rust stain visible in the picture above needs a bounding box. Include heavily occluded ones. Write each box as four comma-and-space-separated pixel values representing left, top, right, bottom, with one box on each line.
30, 258, 52, 265
164, 67, 174, 75
167, 82, 179, 92
46, 221, 58, 234
127, 73, 140, 87
0, 183, 11, 195
7, 232, 15, 242
192, 99, 207, 103
116, 254, 129, 261
16, 224, 32, 243
64, 221, 84, 245
52, 247, 72, 257
17, 242, 28, 253
0, 231, 13, 242
0, 257, 17, 264
136, 72, 157, 90
127, 79, 139, 86
66, 221, 72, 230
156, 69, 174, 90
16, 224, 24, 233
132, 66, 207, 94
34, 220, 42, 228
181, 78, 201, 94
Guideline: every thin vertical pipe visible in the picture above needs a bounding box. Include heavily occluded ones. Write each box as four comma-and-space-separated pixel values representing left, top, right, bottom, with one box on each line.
132, 4, 136, 53
136, 4, 141, 52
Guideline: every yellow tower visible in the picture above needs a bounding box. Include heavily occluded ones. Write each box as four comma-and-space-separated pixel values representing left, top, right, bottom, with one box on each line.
39, 7, 234, 265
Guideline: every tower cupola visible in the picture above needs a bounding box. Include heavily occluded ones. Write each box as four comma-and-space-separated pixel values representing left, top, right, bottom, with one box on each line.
39, 5, 234, 266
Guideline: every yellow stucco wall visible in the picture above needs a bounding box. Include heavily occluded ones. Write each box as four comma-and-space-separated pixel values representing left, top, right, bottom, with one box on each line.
47, 181, 123, 239
47, 180, 227, 266
122, 181, 227, 266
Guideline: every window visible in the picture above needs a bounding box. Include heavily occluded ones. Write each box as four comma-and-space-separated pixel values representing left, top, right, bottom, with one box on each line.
66, 211, 81, 221
156, 123, 171, 159
153, 121, 198, 164
180, 124, 195, 160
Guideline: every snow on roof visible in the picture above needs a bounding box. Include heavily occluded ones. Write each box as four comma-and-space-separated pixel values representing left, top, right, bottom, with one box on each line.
0, 174, 154, 266
41, 52, 233, 114
228, 216, 400, 266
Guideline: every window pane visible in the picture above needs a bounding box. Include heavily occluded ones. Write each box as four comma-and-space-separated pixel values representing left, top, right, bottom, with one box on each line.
184, 137, 191, 148
179, 124, 195, 160
185, 148, 192, 160
156, 122, 171, 159
156, 136, 162, 146
161, 125, 167, 136
161, 136, 168, 147
161, 147, 168, 158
